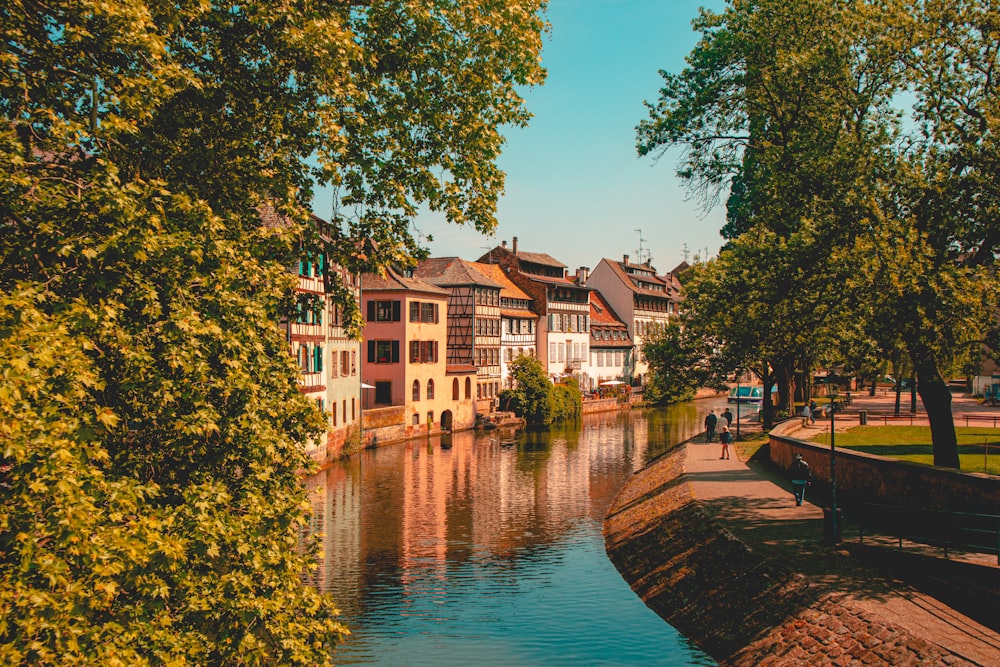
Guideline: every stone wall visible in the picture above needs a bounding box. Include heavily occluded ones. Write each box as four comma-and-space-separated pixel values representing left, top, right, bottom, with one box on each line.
604, 443, 971, 666
769, 430, 1000, 514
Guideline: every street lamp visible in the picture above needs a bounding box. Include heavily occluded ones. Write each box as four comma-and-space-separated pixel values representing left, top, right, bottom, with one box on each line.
826, 374, 840, 544
735, 370, 741, 439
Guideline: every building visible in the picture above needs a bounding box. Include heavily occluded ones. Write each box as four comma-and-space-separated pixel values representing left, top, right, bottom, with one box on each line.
262, 207, 361, 464
361, 266, 475, 440
587, 289, 633, 391
414, 257, 503, 414
471, 262, 539, 389
586, 255, 680, 384
479, 238, 591, 387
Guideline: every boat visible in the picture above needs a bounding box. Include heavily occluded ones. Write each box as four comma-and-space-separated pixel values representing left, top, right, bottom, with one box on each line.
727, 385, 774, 404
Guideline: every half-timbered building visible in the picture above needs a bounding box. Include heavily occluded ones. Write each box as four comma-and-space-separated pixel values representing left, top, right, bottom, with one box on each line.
478, 237, 591, 387
472, 262, 539, 389
413, 257, 503, 415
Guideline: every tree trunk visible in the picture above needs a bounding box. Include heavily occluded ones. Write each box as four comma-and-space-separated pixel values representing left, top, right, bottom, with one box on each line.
894, 377, 902, 416
910, 377, 917, 413
914, 359, 960, 469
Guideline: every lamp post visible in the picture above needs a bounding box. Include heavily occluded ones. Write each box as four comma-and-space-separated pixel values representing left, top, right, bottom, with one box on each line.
735, 371, 741, 439
826, 375, 840, 544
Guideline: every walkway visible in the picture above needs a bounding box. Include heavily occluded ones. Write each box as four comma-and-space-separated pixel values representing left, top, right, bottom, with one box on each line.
685, 393, 1000, 665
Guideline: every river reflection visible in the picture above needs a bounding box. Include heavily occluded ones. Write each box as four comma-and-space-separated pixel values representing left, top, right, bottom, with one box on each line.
304, 403, 723, 666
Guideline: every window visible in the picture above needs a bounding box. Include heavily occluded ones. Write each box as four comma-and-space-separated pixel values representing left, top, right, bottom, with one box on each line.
367, 300, 401, 322
368, 340, 400, 364
341, 350, 350, 374
410, 301, 420, 322
427, 379, 435, 399
452, 378, 459, 400
465, 377, 472, 399
412, 380, 421, 401
421, 302, 438, 323
375, 381, 392, 405
413, 413, 420, 425
549, 342, 556, 361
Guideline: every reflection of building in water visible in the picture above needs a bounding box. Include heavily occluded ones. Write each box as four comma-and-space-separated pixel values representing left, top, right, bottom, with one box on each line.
299, 409, 706, 623
303, 463, 363, 616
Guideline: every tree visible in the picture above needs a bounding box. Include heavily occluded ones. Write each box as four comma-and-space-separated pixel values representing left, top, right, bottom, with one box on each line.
1, 0, 547, 662
642, 319, 723, 405
638, 0, 901, 423
502, 355, 555, 424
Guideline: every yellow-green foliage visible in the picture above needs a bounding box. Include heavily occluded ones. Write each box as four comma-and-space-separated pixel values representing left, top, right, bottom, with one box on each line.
0, 0, 547, 663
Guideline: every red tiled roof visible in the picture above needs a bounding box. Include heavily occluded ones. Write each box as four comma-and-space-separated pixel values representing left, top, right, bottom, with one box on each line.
589, 290, 628, 326
599, 258, 674, 298
471, 262, 532, 301
501, 308, 537, 319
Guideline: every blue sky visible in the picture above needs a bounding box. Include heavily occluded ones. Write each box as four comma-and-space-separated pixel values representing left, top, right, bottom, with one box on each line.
317, 0, 728, 274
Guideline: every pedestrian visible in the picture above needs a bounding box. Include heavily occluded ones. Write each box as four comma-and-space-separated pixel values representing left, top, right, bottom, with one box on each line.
719, 425, 732, 459
809, 400, 817, 424
790, 453, 811, 506
801, 401, 812, 425
704, 410, 718, 442
721, 407, 734, 428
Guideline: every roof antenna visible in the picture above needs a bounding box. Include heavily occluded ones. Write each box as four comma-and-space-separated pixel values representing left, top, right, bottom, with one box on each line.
634, 229, 652, 265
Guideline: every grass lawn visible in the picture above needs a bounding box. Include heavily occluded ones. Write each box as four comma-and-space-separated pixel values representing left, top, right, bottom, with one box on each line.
735, 430, 770, 462
807, 425, 1000, 475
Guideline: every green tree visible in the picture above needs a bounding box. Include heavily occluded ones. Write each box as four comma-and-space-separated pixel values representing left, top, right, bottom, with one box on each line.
548, 378, 583, 423
1, 0, 546, 662
642, 319, 722, 405
502, 355, 554, 424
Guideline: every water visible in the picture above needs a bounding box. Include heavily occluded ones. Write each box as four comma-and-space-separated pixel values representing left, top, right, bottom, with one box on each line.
304, 403, 722, 666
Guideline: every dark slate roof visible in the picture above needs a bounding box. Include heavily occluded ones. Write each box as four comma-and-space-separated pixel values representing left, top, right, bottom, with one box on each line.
361, 266, 450, 296
414, 257, 503, 289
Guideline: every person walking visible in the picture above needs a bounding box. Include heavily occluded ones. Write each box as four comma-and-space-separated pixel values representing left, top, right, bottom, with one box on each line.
721, 407, 734, 429
704, 410, 718, 442
719, 425, 732, 459
801, 401, 812, 425
808, 400, 817, 424
789, 454, 811, 506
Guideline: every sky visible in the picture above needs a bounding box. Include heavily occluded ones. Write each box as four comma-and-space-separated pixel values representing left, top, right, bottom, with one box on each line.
316, 0, 728, 275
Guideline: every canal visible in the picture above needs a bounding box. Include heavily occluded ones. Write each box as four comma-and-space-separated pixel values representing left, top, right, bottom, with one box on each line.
304, 402, 723, 666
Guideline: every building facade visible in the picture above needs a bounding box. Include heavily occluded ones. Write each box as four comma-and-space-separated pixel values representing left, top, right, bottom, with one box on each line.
471, 262, 539, 389
479, 237, 591, 387
587, 289, 633, 391
586, 255, 680, 385
414, 257, 503, 414
361, 267, 475, 438
262, 207, 361, 464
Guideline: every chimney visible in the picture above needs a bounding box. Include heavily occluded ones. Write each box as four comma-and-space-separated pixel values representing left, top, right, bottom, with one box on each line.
512, 236, 518, 255
501, 240, 507, 248
623, 254, 629, 266
577, 266, 590, 284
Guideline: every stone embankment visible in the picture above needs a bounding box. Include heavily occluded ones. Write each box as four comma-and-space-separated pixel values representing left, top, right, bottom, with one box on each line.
604, 437, 999, 666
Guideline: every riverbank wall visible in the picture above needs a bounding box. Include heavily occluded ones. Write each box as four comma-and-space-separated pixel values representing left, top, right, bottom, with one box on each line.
604, 442, 974, 666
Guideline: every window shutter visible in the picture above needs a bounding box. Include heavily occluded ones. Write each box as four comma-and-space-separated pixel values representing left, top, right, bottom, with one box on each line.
367, 301, 375, 321
368, 340, 375, 363
392, 300, 401, 321
391, 340, 399, 363
314, 346, 323, 372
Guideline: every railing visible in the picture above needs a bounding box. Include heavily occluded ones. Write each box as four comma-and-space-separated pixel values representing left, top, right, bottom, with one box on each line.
853, 502, 1000, 565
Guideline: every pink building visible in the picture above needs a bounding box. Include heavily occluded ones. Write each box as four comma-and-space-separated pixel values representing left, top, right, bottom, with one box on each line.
362, 267, 475, 441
